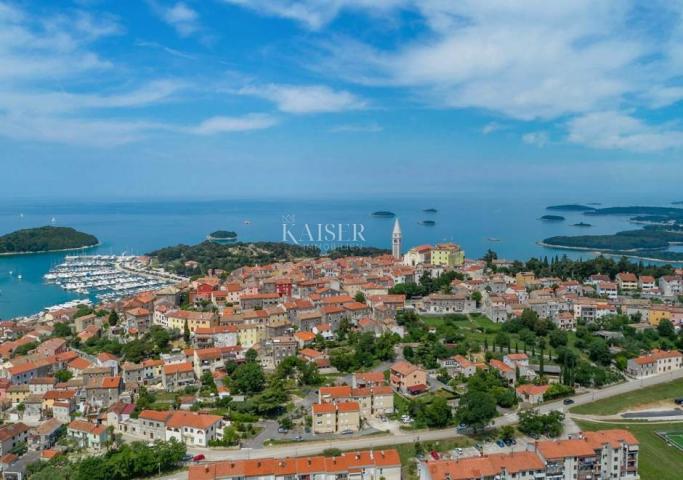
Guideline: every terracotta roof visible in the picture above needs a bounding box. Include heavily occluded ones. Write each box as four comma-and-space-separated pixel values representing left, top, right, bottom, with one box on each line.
319, 386, 352, 398
0, 423, 28, 442
425, 451, 545, 480
68, 419, 107, 436
139, 410, 173, 423
312, 403, 336, 414
188, 450, 400, 480
163, 362, 194, 375
516, 384, 550, 396
536, 438, 597, 459
390, 361, 420, 376
166, 411, 222, 430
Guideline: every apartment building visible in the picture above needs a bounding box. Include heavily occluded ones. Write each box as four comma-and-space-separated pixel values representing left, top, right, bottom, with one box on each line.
420, 430, 639, 480
188, 449, 402, 480
626, 349, 683, 378
311, 401, 361, 434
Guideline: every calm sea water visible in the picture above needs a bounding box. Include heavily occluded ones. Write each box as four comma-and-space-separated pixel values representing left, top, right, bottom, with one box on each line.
0, 193, 677, 319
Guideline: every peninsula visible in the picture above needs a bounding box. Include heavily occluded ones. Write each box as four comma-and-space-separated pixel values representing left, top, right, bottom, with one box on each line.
540, 215, 565, 221
541, 226, 683, 261
0, 226, 98, 255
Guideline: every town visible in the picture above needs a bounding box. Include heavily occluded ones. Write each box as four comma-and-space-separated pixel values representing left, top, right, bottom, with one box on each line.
0, 219, 681, 480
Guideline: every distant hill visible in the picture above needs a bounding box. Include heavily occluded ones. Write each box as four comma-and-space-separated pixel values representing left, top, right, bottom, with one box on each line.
148, 241, 389, 276
0, 226, 98, 254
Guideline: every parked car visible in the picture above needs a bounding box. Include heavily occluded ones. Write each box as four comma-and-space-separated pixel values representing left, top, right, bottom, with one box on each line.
294, 435, 304, 441
193, 454, 206, 462
341, 429, 354, 435
278, 427, 289, 434
674, 398, 683, 405
496, 440, 505, 448
563, 398, 575, 405
182, 454, 193, 462
430, 451, 440, 460
503, 439, 513, 446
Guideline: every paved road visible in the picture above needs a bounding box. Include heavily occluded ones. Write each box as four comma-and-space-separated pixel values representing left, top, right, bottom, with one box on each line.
165, 369, 683, 478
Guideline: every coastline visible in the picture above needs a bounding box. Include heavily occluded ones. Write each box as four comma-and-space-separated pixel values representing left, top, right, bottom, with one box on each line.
0, 242, 101, 257
537, 241, 683, 264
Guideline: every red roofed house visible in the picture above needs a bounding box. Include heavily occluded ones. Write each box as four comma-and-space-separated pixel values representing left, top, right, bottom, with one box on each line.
85, 375, 123, 408
67, 420, 109, 450
515, 384, 550, 405
162, 362, 196, 391
390, 361, 428, 395
164, 411, 224, 447
627, 349, 683, 378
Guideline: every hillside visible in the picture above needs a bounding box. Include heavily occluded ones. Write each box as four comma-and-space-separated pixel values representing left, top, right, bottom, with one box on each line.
0, 226, 99, 254
148, 241, 389, 276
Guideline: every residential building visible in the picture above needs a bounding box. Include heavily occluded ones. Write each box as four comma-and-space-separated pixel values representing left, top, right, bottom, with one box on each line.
389, 361, 428, 395
626, 349, 683, 378
67, 420, 109, 450
188, 449, 402, 480
431, 243, 464, 267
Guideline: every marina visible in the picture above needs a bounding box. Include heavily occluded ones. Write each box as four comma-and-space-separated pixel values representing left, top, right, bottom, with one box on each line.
43, 255, 179, 302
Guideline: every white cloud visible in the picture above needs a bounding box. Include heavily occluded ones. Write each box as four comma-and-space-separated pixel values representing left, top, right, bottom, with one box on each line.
221, 0, 407, 30
190, 114, 278, 135
482, 122, 505, 134
156, 2, 201, 37
329, 122, 382, 133
522, 131, 548, 147
238, 84, 365, 114
0, 3, 270, 147
567, 112, 683, 152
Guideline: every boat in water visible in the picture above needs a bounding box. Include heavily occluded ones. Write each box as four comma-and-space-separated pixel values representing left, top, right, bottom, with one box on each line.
418, 220, 436, 226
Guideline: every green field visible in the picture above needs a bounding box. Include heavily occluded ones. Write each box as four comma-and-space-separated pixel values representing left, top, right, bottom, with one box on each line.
661, 431, 683, 450
576, 420, 683, 480
571, 378, 683, 415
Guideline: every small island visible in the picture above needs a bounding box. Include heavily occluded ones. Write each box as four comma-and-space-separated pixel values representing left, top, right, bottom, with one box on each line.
207, 230, 238, 243
572, 222, 592, 227
540, 215, 565, 221
423, 208, 438, 213
546, 204, 595, 212
418, 220, 436, 226
371, 211, 396, 218
0, 226, 99, 255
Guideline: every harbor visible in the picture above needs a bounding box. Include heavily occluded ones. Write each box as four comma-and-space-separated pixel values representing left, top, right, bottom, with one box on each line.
43, 255, 183, 302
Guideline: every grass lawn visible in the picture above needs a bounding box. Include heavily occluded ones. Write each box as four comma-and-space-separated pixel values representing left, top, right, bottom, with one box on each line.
575, 419, 683, 480
571, 377, 683, 415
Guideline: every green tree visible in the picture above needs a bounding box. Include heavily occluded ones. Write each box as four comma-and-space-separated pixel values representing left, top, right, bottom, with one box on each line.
108, 311, 119, 326
657, 319, 676, 339
471, 291, 482, 307
230, 361, 266, 395
424, 396, 452, 428
53, 322, 72, 337
55, 369, 73, 383
183, 319, 191, 344
354, 291, 366, 303
456, 390, 497, 432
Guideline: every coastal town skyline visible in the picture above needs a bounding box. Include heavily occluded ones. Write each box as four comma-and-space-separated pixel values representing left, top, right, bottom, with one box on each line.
2, 2, 683, 479
2, 1, 683, 198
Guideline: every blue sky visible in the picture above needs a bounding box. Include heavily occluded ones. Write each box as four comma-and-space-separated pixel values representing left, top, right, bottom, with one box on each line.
2, 0, 683, 199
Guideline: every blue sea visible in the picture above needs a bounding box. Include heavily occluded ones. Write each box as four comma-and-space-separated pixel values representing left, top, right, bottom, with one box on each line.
0, 193, 679, 319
